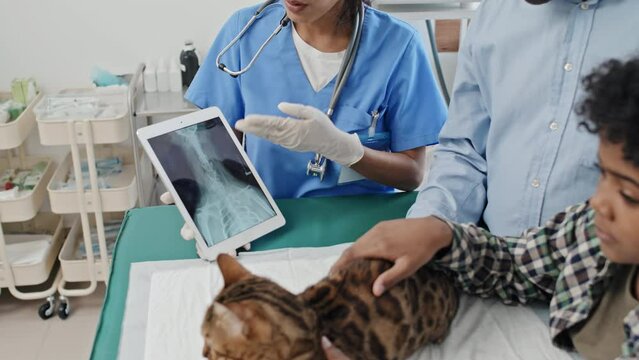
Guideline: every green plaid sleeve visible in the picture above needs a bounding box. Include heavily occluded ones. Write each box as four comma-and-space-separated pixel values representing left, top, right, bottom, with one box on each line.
434, 203, 592, 305
621, 309, 639, 358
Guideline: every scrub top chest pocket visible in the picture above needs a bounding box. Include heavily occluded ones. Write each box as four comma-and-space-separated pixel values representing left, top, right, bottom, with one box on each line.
332, 105, 390, 152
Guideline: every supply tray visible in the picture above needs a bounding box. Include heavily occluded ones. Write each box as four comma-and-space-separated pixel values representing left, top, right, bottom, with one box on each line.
47, 146, 137, 214
0, 157, 55, 223
0, 92, 42, 150
59, 212, 123, 282
0, 213, 64, 287
35, 89, 129, 145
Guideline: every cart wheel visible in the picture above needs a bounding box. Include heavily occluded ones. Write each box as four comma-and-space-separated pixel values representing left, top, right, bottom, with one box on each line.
57, 298, 70, 320
38, 296, 55, 320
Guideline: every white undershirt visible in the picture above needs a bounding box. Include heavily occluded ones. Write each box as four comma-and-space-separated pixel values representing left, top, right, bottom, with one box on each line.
292, 24, 346, 92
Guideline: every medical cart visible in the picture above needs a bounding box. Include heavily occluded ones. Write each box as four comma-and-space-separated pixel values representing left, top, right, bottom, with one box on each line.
0, 91, 65, 319
127, 63, 197, 208
34, 87, 142, 319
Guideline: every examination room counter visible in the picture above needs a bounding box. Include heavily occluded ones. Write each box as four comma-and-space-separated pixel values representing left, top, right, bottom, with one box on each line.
89, 192, 418, 360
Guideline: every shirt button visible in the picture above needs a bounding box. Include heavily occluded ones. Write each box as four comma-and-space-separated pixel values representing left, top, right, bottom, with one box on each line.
564, 63, 574, 72
580, 2, 589, 10
531, 179, 541, 188
549, 121, 559, 131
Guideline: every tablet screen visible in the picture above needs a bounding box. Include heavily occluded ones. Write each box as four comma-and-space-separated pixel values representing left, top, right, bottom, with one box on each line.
148, 117, 276, 247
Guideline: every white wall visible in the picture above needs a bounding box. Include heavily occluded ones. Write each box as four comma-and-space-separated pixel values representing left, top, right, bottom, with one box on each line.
0, 0, 256, 92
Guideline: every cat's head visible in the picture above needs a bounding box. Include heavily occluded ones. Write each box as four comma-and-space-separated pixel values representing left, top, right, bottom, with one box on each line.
201, 254, 323, 360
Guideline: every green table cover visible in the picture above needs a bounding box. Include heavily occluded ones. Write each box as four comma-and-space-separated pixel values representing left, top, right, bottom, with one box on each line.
90, 192, 417, 359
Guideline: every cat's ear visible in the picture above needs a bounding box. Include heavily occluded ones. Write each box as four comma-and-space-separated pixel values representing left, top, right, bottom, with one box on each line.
299, 279, 339, 307
212, 302, 246, 338
217, 253, 252, 287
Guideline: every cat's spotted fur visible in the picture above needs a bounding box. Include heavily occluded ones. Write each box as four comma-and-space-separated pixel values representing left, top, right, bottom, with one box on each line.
202, 254, 458, 360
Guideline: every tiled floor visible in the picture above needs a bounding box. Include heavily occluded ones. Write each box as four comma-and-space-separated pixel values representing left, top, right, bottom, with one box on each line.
0, 284, 105, 360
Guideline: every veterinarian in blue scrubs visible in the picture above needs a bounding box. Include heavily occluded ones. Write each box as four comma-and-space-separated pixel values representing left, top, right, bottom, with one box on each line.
185, 0, 447, 199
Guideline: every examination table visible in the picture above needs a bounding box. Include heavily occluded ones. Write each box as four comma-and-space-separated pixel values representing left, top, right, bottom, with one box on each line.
90, 192, 418, 360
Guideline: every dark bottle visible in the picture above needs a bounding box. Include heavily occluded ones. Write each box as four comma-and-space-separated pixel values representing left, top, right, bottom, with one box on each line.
180, 40, 200, 87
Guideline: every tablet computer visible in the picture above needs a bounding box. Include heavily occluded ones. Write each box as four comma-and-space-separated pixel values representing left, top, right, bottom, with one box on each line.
136, 107, 285, 260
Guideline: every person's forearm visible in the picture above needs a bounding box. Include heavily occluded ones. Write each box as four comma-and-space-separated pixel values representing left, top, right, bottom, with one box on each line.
435, 220, 555, 304
350, 147, 425, 191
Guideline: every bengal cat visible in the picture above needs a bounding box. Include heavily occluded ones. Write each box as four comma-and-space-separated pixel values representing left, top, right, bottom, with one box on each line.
201, 254, 459, 360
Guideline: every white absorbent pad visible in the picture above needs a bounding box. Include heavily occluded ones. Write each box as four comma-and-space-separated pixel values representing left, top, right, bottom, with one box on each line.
128, 244, 580, 360
1, 234, 52, 266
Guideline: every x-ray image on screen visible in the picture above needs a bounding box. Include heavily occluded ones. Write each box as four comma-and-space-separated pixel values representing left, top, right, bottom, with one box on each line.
149, 118, 276, 247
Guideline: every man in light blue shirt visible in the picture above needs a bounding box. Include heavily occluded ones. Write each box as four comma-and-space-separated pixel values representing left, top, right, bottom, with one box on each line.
323, 1, 639, 358
408, 0, 639, 236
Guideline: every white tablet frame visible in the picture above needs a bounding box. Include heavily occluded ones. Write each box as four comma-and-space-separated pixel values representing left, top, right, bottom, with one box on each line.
136, 107, 285, 260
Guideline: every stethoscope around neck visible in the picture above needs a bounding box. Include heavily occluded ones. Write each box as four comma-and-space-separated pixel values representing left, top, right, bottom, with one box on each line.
216, 0, 365, 181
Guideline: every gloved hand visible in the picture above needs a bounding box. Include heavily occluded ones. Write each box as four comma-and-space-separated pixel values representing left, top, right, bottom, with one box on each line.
235, 102, 365, 167
159, 192, 251, 258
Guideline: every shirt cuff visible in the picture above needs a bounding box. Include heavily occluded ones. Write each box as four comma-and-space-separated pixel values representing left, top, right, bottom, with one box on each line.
391, 131, 440, 153
406, 196, 455, 221
430, 216, 458, 264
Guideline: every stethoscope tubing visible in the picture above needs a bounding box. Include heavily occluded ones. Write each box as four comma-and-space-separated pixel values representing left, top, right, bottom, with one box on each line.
216, 1, 290, 78
327, 5, 364, 117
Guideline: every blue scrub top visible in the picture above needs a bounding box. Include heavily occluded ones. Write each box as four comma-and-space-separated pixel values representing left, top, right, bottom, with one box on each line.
186, 1, 446, 199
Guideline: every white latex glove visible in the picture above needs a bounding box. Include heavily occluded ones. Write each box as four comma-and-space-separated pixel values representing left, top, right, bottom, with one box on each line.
235, 102, 365, 167
159, 192, 251, 258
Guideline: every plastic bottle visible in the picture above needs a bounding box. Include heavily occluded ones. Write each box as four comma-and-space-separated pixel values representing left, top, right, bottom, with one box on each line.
26, 79, 37, 103
0, 110, 9, 124
180, 40, 200, 87
169, 59, 182, 92
143, 60, 157, 93
156, 58, 170, 92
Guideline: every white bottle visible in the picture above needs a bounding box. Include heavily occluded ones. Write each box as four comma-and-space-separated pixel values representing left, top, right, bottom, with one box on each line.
156, 58, 170, 92
143, 60, 157, 93
26, 79, 37, 103
0, 110, 9, 124
169, 59, 182, 92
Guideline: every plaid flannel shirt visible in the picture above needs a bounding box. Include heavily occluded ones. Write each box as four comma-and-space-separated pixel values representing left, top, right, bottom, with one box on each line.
434, 202, 639, 358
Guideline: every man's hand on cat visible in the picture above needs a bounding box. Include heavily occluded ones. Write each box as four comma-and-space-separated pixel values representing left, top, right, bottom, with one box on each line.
331, 216, 453, 297
159, 192, 251, 257
322, 337, 350, 360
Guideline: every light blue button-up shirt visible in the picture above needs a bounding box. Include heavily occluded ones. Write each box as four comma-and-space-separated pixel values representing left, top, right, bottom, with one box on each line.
409, 0, 639, 236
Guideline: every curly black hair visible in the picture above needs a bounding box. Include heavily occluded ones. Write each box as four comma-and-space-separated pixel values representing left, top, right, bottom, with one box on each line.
577, 57, 639, 167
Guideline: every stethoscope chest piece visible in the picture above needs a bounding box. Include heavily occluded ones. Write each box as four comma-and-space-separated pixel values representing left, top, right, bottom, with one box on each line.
306, 153, 327, 181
